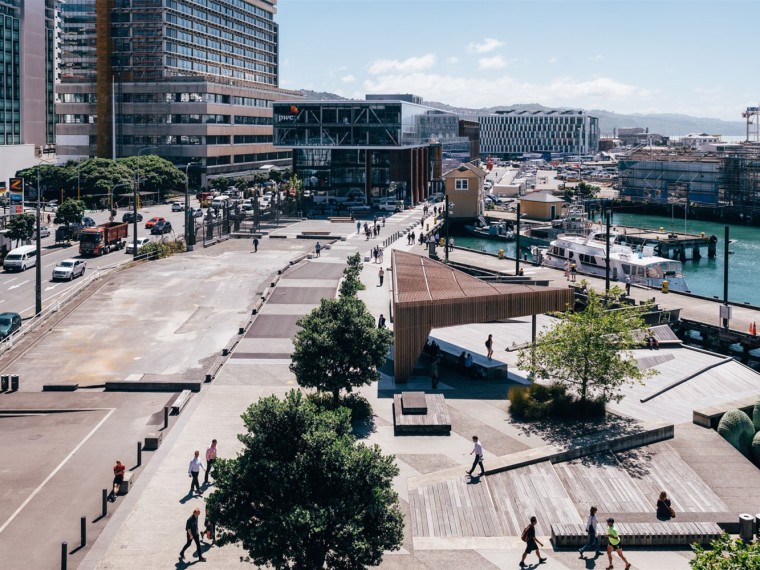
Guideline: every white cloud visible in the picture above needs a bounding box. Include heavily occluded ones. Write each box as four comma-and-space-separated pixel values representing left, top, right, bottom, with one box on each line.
340, 74, 355, 83
467, 38, 504, 54
478, 55, 506, 70
448, 56, 460, 64
589, 54, 604, 61
368, 54, 436, 74
547, 77, 648, 99
548, 56, 558, 64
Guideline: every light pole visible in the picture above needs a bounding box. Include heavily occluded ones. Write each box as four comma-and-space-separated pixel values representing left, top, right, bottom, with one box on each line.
185, 162, 202, 251
33, 158, 54, 315
444, 195, 454, 262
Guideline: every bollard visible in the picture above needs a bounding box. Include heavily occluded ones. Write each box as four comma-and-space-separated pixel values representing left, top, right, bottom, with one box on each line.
205, 374, 212, 383
756, 513, 760, 537
10, 374, 18, 391
137, 441, 142, 468
238, 327, 245, 334
222, 348, 229, 356
61, 542, 67, 570
740, 513, 754, 542
101, 489, 108, 517
80, 516, 86, 547
0, 375, 7, 392
163, 406, 169, 430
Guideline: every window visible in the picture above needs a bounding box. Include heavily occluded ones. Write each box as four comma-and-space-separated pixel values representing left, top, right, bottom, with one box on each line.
454, 178, 468, 190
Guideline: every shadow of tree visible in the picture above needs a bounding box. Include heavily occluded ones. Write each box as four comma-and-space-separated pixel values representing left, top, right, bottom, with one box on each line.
352, 415, 377, 440
506, 412, 640, 451
615, 446, 655, 479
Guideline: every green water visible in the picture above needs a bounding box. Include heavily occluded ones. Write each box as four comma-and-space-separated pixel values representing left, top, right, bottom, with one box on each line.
456, 213, 760, 306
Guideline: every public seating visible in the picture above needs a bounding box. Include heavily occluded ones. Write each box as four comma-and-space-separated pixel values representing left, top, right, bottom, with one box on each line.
328, 217, 353, 223
118, 471, 134, 495
550, 521, 723, 548
170, 390, 192, 415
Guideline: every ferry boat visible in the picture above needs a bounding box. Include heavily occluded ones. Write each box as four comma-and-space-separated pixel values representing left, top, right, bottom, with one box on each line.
542, 232, 691, 293
464, 216, 515, 241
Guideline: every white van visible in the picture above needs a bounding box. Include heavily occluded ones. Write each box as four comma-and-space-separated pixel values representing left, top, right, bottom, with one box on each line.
211, 195, 230, 209
3, 245, 38, 272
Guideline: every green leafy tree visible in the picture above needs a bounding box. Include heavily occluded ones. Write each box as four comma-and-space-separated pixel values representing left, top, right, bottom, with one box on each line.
288, 173, 304, 214
291, 296, 391, 403
517, 285, 655, 403
6, 213, 36, 246
691, 533, 760, 569
53, 199, 86, 227
339, 252, 365, 298
15, 164, 69, 202
209, 177, 229, 192
117, 155, 184, 202
564, 181, 601, 201
205, 390, 404, 570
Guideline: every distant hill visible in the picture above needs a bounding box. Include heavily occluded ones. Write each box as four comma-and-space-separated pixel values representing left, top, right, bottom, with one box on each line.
298, 90, 746, 138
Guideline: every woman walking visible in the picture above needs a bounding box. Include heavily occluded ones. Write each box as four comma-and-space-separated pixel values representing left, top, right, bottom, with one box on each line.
485, 334, 494, 360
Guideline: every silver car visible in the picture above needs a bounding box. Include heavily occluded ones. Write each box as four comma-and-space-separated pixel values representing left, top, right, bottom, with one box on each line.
52, 258, 86, 281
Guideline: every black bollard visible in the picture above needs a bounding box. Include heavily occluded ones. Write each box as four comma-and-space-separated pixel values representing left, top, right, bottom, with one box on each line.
205, 374, 212, 383
80, 516, 86, 547
163, 406, 169, 430
61, 542, 67, 570
137, 441, 142, 467
0, 375, 7, 392
10, 374, 18, 391
102, 489, 108, 518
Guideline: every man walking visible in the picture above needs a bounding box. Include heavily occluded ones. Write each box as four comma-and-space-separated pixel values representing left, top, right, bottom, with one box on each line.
485, 334, 494, 360
466, 435, 485, 477
204, 439, 217, 486
315, 241, 321, 257
579, 506, 600, 558
252, 237, 258, 252
378, 267, 385, 287
519, 516, 547, 567
377, 314, 386, 329
188, 450, 205, 495
179, 508, 206, 562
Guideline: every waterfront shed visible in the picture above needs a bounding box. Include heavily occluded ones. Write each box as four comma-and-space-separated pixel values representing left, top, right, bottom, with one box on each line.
519, 191, 566, 221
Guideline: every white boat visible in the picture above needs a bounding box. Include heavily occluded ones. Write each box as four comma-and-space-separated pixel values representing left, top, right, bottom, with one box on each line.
464, 216, 515, 241
542, 231, 691, 293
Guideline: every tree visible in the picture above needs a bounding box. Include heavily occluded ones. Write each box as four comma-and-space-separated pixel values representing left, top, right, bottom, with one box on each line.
291, 296, 391, 403
564, 181, 600, 201
339, 253, 365, 298
517, 286, 655, 403
691, 532, 760, 569
6, 213, 36, 246
205, 390, 404, 570
53, 199, 86, 227
117, 155, 184, 202
288, 173, 304, 214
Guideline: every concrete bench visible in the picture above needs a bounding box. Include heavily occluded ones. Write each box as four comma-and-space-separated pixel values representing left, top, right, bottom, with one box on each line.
550, 521, 722, 548
328, 217, 353, 223
118, 471, 134, 495
693, 395, 757, 429
144, 431, 163, 451
170, 390, 192, 415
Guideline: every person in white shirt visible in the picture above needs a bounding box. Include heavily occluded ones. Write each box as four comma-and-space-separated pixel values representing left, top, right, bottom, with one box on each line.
578, 505, 600, 558
466, 435, 485, 477
204, 439, 217, 486
188, 450, 205, 495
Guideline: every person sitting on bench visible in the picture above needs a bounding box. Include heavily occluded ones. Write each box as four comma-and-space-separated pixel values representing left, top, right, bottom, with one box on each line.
647, 330, 659, 350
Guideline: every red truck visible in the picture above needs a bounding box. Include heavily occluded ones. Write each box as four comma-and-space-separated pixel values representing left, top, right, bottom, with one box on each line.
79, 222, 129, 256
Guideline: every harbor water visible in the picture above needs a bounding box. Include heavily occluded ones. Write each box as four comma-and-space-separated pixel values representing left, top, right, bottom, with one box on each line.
455, 212, 760, 307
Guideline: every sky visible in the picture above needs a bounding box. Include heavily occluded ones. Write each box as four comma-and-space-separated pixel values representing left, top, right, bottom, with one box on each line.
277, 0, 760, 121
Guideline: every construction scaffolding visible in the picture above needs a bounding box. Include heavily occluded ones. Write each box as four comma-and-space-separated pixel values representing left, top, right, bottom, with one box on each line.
720, 145, 760, 215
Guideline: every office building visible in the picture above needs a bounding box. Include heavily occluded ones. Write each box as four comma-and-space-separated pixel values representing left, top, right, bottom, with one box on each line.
272, 95, 470, 205
0, 0, 56, 182
56, 0, 298, 183
479, 109, 599, 159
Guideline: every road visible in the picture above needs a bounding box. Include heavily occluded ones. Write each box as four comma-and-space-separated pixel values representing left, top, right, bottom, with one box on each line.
2, 200, 199, 318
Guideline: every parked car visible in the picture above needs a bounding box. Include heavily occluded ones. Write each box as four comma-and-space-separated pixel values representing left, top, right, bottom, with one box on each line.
145, 216, 165, 229
0, 312, 21, 339
192, 208, 203, 218
171, 202, 185, 212
122, 212, 144, 223
36, 226, 51, 238
150, 220, 173, 235
82, 217, 96, 228
52, 258, 87, 281
126, 236, 151, 254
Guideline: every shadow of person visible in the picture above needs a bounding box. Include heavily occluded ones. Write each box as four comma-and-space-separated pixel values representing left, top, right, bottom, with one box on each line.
179, 490, 195, 504
465, 474, 482, 485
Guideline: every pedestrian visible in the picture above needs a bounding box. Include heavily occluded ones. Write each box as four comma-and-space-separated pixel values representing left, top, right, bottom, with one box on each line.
563, 260, 570, 281
179, 508, 206, 562
466, 435, 485, 477
315, 241, 321, 257
430, 355, 440, 389
625, 276, 631, 296
378, 246, 384, 263
570, 262, 577, 282
252, 237, 258, 252
485, 334, 494, 360
356, 221, 361, 234
373, 246, 378, 263
579, 506, 600, 558
108, 460, 125, 502
378, 267, 384, 287
378, 314, 386, 328
188, 450, 205, 495
204, 439, 217, 486
47, 213, 51, 224
519, 516, 547, 567
605, 518, 631, 570
203, 514, 216, 545
382, 216, 386, 227
365, 228, 370, 240
656, 491, 675, 520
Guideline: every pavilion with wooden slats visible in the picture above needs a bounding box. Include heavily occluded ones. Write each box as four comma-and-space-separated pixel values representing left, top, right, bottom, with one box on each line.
391, 250, 574, 382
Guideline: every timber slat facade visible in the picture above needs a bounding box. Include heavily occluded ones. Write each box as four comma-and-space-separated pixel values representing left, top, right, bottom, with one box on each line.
391, 251, 574, 382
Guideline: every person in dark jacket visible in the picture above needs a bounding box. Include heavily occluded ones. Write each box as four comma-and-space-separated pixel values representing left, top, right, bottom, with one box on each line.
180, 508, 205, 561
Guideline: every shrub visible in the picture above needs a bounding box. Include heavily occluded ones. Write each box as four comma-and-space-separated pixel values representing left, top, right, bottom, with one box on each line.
508, 382, 605, 420
306, 391, 373, 423
752, 432, 760, 466
717, 408, 755, 456
139, 239, 186, 260
508, 386, 529, 417
752, 397, 760, 431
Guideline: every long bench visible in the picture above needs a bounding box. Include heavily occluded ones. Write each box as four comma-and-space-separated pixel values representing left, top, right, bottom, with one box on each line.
171, 390, 192, 415
328, 217, 353, 223
550, 521, 723, 548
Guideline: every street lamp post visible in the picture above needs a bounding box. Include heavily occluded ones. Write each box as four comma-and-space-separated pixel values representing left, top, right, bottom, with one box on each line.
33, 158, 54, 315
184, 162, 202, 251
444, 195, 454, 262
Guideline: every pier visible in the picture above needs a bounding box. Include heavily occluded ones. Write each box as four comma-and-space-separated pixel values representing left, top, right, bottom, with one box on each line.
614, 225, 717, 261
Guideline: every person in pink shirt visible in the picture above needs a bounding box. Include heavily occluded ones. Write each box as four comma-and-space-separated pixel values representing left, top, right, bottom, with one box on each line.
204, 439, 217, 486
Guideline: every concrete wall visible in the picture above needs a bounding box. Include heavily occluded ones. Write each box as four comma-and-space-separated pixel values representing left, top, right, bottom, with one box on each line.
0, 145, 38, 185
20, 1, 49, 147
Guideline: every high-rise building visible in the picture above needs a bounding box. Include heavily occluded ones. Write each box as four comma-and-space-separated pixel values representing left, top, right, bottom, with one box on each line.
56, 0, 298, 183
479, 109, 599, 159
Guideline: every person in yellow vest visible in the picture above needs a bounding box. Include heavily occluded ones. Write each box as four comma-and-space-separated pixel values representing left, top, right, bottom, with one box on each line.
605, 518, 631, 570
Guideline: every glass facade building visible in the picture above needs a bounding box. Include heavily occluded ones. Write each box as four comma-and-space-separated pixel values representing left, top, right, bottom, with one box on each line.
273, 98, 469, 204
56, 0, 296, 181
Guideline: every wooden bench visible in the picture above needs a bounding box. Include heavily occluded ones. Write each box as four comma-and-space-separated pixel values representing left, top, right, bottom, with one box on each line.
171, 390, 192, 415
550, 521, 723, 548
118, 471, 134, 495
328, 217, 353, 223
